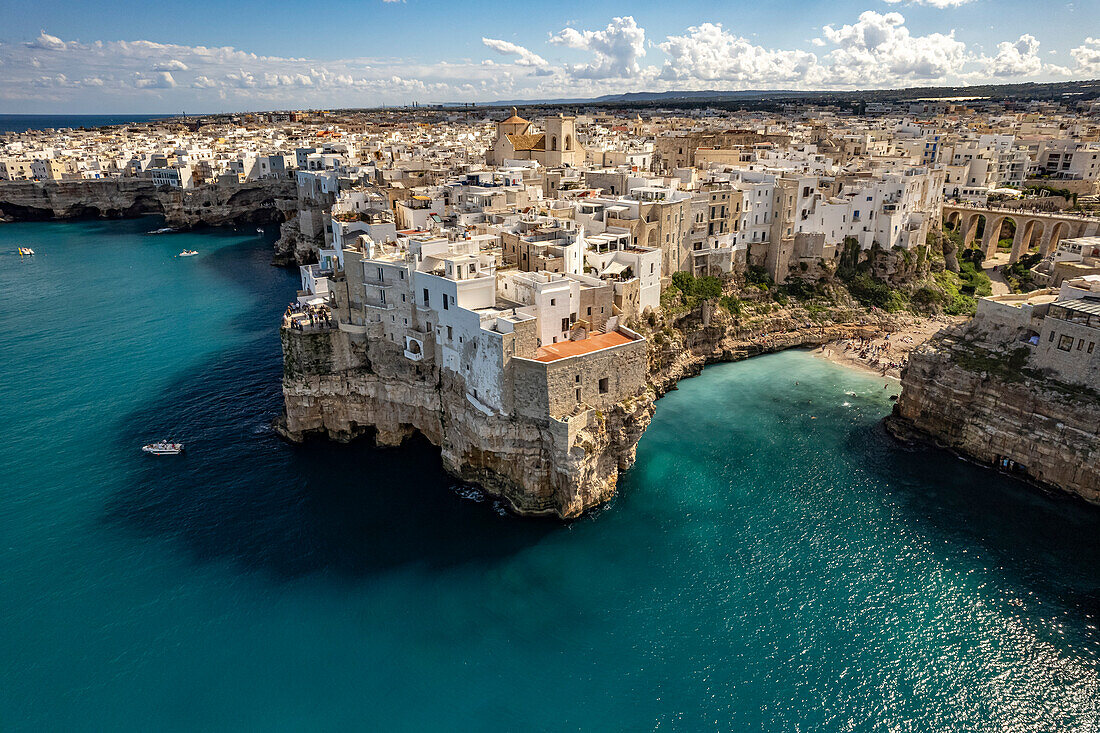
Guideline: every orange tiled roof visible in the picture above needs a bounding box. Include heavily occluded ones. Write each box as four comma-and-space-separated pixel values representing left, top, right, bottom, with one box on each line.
533, 330, 633, 362
507, 133, 545, 151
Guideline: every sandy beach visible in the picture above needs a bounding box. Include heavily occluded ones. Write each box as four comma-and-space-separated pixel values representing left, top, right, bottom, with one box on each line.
812, 315, 964, 379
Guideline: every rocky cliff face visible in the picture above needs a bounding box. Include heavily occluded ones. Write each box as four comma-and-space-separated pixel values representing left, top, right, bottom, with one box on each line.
888, 328, 1100, 504
277, 290, 916, 518
0, 178, 295, 229
643, 298, 903, 396
277, 327, 654, 518
272, 216, 323, 266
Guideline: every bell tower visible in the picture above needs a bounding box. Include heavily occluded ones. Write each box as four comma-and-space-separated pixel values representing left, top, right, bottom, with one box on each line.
543, 113, 578, 167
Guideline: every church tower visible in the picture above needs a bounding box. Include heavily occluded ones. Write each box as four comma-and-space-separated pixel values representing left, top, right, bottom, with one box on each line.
542, 113, 579, 167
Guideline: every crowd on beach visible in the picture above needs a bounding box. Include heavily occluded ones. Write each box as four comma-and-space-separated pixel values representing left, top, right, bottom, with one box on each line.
836, 332, 914, 375
283, 301, 333, 331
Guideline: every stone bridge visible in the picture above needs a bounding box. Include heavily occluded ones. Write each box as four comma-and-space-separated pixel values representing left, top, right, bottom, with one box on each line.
943, 203, 1100, 263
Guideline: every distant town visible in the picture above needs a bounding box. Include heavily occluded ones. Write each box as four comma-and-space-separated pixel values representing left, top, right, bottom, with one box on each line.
2, 91, 1098, 514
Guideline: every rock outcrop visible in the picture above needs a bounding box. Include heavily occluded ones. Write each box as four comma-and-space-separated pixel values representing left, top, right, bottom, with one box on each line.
278, 287, 918, 518
643, 297, 905, 396
888, 327, 1100, 504
272, 215, 324, 266
277, 326, 654, 518
0, 178, 295, 229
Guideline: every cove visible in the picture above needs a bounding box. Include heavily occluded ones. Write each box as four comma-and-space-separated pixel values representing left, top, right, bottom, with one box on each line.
2, 220, 1100, 731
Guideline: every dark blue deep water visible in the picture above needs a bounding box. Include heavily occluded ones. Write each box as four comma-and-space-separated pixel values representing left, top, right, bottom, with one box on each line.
2, 219, 1100, 731
0, 114, 170, 133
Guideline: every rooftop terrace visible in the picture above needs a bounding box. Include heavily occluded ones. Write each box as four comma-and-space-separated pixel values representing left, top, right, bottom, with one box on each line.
533, 330, 634, 362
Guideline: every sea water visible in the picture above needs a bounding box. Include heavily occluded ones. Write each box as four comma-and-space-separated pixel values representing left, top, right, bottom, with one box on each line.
2, 220, 1099, 731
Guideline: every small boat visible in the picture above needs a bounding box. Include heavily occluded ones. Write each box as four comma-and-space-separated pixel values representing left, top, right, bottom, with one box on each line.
146, 227, 177, 235
178, 250, 198, 257
142, 441, 184, 455
256, 227, 264, 234
18, 247, 35, 256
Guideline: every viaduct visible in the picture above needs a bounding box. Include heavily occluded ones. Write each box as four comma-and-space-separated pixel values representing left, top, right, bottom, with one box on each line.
943, 204, 1100, 263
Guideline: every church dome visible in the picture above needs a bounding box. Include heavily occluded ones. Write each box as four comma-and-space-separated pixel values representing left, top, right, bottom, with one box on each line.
501, 107, 528, 125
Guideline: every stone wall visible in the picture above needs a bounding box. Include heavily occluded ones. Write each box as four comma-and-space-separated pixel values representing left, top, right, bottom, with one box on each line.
513, 339, 647, 420
278, 325, 655, 518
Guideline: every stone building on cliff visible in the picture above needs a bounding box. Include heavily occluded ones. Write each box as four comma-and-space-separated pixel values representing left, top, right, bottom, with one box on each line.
278, 228, 654, 518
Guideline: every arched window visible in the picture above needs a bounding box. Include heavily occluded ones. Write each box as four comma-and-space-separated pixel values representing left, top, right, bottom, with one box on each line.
551, 136, 558, 151
565, 135, 572, 151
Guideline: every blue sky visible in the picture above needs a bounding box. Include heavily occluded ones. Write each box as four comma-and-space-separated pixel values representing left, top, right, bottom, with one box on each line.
0, 0, 1097, 113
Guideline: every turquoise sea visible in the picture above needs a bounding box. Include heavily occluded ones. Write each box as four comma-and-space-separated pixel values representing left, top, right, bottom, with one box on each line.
2, 219, 1100, 731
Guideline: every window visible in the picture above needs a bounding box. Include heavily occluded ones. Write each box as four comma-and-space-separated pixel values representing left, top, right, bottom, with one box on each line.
423, 288, 429, 305
443, 295, 449, 310
587, 306, 592, 316
1049, 331, 1056, 342
447, 325, 453, 340
575, 388, 581, 402
1058, 334, 1074, 351
550, 298, 556, 306
1078, 339, 1085, 351
598, 377, 609, 394
561, 317, 570, 332
1088, 342, 1095, 354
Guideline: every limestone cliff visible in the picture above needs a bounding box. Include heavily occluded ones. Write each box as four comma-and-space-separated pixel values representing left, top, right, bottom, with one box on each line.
888, 328, 1100, 503
272, 215, 324, 267
277, 288, 920, 518
277, 326, 654, 519
642, 296, 905, 396
0, 178, 295, 229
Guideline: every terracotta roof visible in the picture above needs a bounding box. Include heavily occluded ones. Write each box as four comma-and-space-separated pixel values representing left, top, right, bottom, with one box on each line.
501, 107, 529, 125
533, 330, 634, 362
507, 133, 545, 152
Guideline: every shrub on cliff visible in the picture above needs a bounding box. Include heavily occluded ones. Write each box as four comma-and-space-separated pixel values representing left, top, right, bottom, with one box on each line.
662, 272, 723, 312
845, 273, 906, 312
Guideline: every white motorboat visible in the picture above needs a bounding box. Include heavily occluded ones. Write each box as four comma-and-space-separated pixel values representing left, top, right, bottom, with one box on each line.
178, 250, 198, 257
256, 227, 264, 234
142, 441, 184, 455
146, 227, 177, 235
18, 247, 35, 256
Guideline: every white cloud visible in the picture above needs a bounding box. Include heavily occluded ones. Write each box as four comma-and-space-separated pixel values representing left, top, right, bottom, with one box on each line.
153, 59, 189, 72
984, 34, 1042, 77
27, 30, 67, 51
0, 19, 1094, 111
881, 0, 976, 7
822, 11, 967, 83
481, 38, 548, 68
1071, 37, 1100, 74
550, 16, 646, 78
659, 24, 820, 84
134, 71, 176, 89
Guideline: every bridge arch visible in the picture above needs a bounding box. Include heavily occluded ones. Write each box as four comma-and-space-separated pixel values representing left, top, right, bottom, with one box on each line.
962, 213, 984, 250
984, 215, 1022, 259
1011, 218, 1044, 263
1042, 220, 1070, 256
